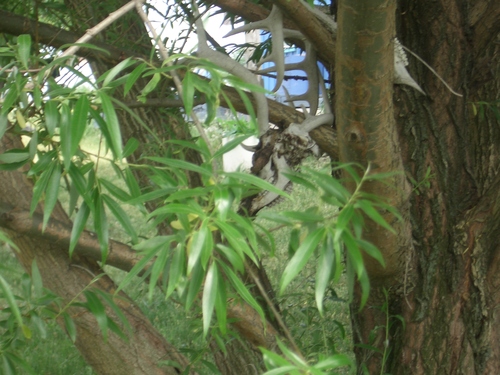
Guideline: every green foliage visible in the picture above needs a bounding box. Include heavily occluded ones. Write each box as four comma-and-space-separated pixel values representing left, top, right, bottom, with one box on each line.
0, 33, 400, 374
471, 99, 500, 121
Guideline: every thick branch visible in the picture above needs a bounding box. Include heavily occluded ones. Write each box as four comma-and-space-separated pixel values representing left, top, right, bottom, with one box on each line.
0, 206, 143, 272
335, 0, 413, 283
271, 0, 336, 64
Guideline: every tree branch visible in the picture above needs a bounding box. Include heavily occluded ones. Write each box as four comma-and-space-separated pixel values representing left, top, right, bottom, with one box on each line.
0, 207, 144, 273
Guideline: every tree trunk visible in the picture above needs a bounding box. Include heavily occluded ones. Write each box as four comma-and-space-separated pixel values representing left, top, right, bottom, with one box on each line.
349, 0, 500, 373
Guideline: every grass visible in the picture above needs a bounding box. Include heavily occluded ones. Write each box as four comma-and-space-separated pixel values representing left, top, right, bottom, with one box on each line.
0, 129, 353, 374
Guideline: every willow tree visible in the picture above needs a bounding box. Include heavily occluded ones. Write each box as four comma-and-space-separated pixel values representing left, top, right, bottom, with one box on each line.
0, 0, 499, 374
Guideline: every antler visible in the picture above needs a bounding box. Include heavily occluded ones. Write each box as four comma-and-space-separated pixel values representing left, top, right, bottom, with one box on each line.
193, 3, 271, 135
225, 6, 285, 93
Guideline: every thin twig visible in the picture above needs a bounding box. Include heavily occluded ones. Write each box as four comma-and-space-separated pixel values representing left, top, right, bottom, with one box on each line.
245, 264, 306, 361
134, 0, 214, 158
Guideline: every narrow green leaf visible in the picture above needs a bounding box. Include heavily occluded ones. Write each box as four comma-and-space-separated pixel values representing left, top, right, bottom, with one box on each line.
1, 85, 18, 115
4, 351, 36, 374
139, 72, 161, 100
214, 271, 227, 335
0, 113, 7, 140
308, 169, 350, 204
124, 63, 147, 97
116, 245, 160, 294
276, 340, 307, 367
33, 85, 42, 109
165, 139, 210, 159
185, 261, 204, 310
133, 236, 176, 251
280, 227, 325, 295
261, 347, 292, 368
357, 238, 385, 267
63, 312, 77, 342
30, 161, 56, 215
84, 291, 108, 341
165, 186, 211, 202
42, 162, 61, 232
69, 201, 90, 258
0, 275, 26, 335
219, 261, 265, 322
216, 244, 244, 274
214, 186, 232, 221
342, 230, 364, 277
17, 34, 31, 69
2, 354, 14, 375
44, 101, 58, 136
233, 87, 257, 127
148, 247, 169, 301
98, 92, 122, 159
212, 134, 251, 159
126, 187, 177, 205
150, 203, 204, 218
197, 221, 214, 270
68, 163, 93, 208
101, 57, 134, 87
281, 209, 324, 223
315, 235, 334, 315
31, 260, 43, 297
358, 271, 370, 310
182, 70, 194, 114
257, 211, 294, 225
314, 354, 353, 370
122, 137, 139, 158
70, 95, 89, 157
0, 150, 29, 164
282, 171, 318, 191
99, 178, 132, 202
262, 365, 298, 375
216, 219, 257, 265
102, 194, 138, 243
356, 200, 395, 234
202, 262, 218, 338
28, 130, 38, 160
59, 103, 72, 170
146, 156, 212, 177
94, 193, 109, 263
106, 317, 127, 341
124, 167, 141, 198
336, 204, 354, 231
93, 290, 131, 333
223, 171, 291, 199
166, 243, 185, 299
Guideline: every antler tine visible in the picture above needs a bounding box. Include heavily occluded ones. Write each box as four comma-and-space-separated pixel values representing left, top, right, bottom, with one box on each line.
224, 6, 285, 93
318, 73, 332, 114
394, 38, 426, 95
282, 86, 296, 108
261, 41, 320, 115
193, 3, 270, 134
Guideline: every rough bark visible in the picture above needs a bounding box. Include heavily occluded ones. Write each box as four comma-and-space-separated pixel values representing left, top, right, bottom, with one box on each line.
343, 0, 500, 373
386, 0, 500, 373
